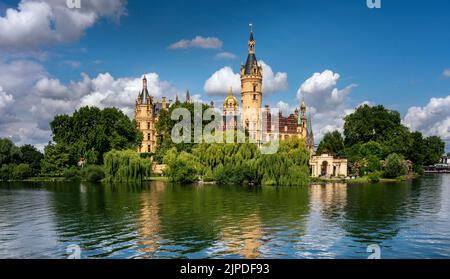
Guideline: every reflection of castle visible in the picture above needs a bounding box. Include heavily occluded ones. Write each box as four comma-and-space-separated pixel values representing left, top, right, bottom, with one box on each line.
223, 29, 314, 149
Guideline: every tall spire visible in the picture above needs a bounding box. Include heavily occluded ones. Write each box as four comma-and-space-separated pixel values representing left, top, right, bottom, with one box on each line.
243, 24, 258, 76
248, 23, 255, 54
143, 75, 147, 89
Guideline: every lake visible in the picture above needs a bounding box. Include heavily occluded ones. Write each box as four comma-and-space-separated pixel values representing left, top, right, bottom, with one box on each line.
1, 174, 449, 259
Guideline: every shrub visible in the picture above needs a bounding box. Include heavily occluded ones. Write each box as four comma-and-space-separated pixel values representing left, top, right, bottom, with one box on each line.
383, 153, 407, 179
63, 167, 81, 181
11, 164, 33, 180
0, 164, 12, 181
163, 150, 201, 183
81, 165, 105, 183
368, 172, 381, 183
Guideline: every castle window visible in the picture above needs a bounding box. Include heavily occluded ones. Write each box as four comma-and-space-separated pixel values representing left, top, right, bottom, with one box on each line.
147, 122, 151, 130
253, 94, 257, 100
148, 145, 151, 153
253, 85, 257, 92
147, 133, 151, 141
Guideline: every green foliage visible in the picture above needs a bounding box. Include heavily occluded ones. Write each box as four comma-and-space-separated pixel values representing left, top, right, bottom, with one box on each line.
178, 137, 311, 186
11, 164, 33, 180
344, 105, 403, 146
0, 138, 21, 165
343, 104, 446, 172
368, 172, 381, 183
163, 148, 201, 183
383, 153, 407, 179
154, 101, 213, 163
0, 164, 12, 181
0, 164, 33, 181
40, 143, 71, 177
50, 106, 142, 165
317, 131, 345, 156
19, 145, 43, 176
104, 150, 151, 182
81, 165, 105, 183
63, 167, 82, 181
423, 136, 445, 166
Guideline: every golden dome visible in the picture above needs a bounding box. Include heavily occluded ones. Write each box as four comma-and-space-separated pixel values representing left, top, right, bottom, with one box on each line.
224, 87, 238, 107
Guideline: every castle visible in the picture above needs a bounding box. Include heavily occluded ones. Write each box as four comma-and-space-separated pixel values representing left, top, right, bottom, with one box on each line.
135, 28, 314, 153
134, 76, 170, 153
223, 29, 314, 148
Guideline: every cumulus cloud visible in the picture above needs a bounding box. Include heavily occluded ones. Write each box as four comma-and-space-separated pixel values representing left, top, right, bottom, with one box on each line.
215, 52, 237, 60
204, 62, 288, 96
259, 60, 288, 94
204, 67, 240, 96
0, 59, 178, 147
0, 0, 127, 50
169, 36, 223, 50
443, 69, 450, 78
403, 95, 450, 145
296, 70, 358, 142
34, 78, 69, 99
0, 86, 14, 111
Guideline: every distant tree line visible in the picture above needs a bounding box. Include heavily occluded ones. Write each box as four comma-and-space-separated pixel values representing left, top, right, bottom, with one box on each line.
0, 139, 43, 180
316, 104, 445, 179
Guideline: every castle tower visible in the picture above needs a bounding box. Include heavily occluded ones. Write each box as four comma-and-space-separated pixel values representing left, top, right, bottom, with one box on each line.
223, 87, 239, 131
135, 76, 157, 153
241, 26, 263, 142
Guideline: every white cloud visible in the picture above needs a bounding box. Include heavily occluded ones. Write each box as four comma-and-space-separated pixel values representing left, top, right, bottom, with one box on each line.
169, 36, 223, 49
0, 0, 127, 50
0, 86, 14, 111
259, 60, 288, 94
276, 101, 295, 116
0, 60, 179, 147
215, 52, 237, 60
34, 78, 69, 99
403, 95, 450, 145
296, 70, 358, 142
204, 67, 240, 96
443, 69, 450, 78
204, 62, 288, 96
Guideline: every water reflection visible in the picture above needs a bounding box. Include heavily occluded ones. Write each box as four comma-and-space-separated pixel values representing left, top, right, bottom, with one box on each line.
1, 176, 450, 259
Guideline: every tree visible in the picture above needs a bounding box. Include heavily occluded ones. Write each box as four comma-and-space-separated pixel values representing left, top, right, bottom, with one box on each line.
50, 106, 142, 165
0, 138, 21, 165
40, 143, 71, 177
423, 136, 445, 166
11, 164, 33, 180
406, 132, 425, 172
344, 105, 403, 147
316, 131, 345, 156
163, 148, 201, 183
154, 101, 213, 163
383, 153, 407, 179
104, 149, 151, 182
19, 145, 43, 176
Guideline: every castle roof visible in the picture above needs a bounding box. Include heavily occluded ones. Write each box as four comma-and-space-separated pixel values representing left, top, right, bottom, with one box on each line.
244, 31, 258, 75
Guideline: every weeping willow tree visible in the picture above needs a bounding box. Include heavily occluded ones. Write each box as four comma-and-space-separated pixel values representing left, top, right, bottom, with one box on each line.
104, 150, 151, 182
190, 137, 310, 186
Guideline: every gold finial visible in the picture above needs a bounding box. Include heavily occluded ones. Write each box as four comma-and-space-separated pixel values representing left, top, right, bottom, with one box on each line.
228, 86, 233, 96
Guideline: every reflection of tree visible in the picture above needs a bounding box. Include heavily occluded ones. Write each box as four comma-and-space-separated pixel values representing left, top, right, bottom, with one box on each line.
340, 182, 416, 242
49, 182, 147, 258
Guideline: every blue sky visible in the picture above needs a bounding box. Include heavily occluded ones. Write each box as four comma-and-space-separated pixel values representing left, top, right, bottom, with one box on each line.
1, 0, 450, 149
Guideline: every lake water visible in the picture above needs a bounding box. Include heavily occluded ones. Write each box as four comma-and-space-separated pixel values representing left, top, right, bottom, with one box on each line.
1, 174, 450, 259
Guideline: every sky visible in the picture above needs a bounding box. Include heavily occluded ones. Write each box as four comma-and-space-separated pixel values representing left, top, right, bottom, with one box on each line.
0, 0, 450, 151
